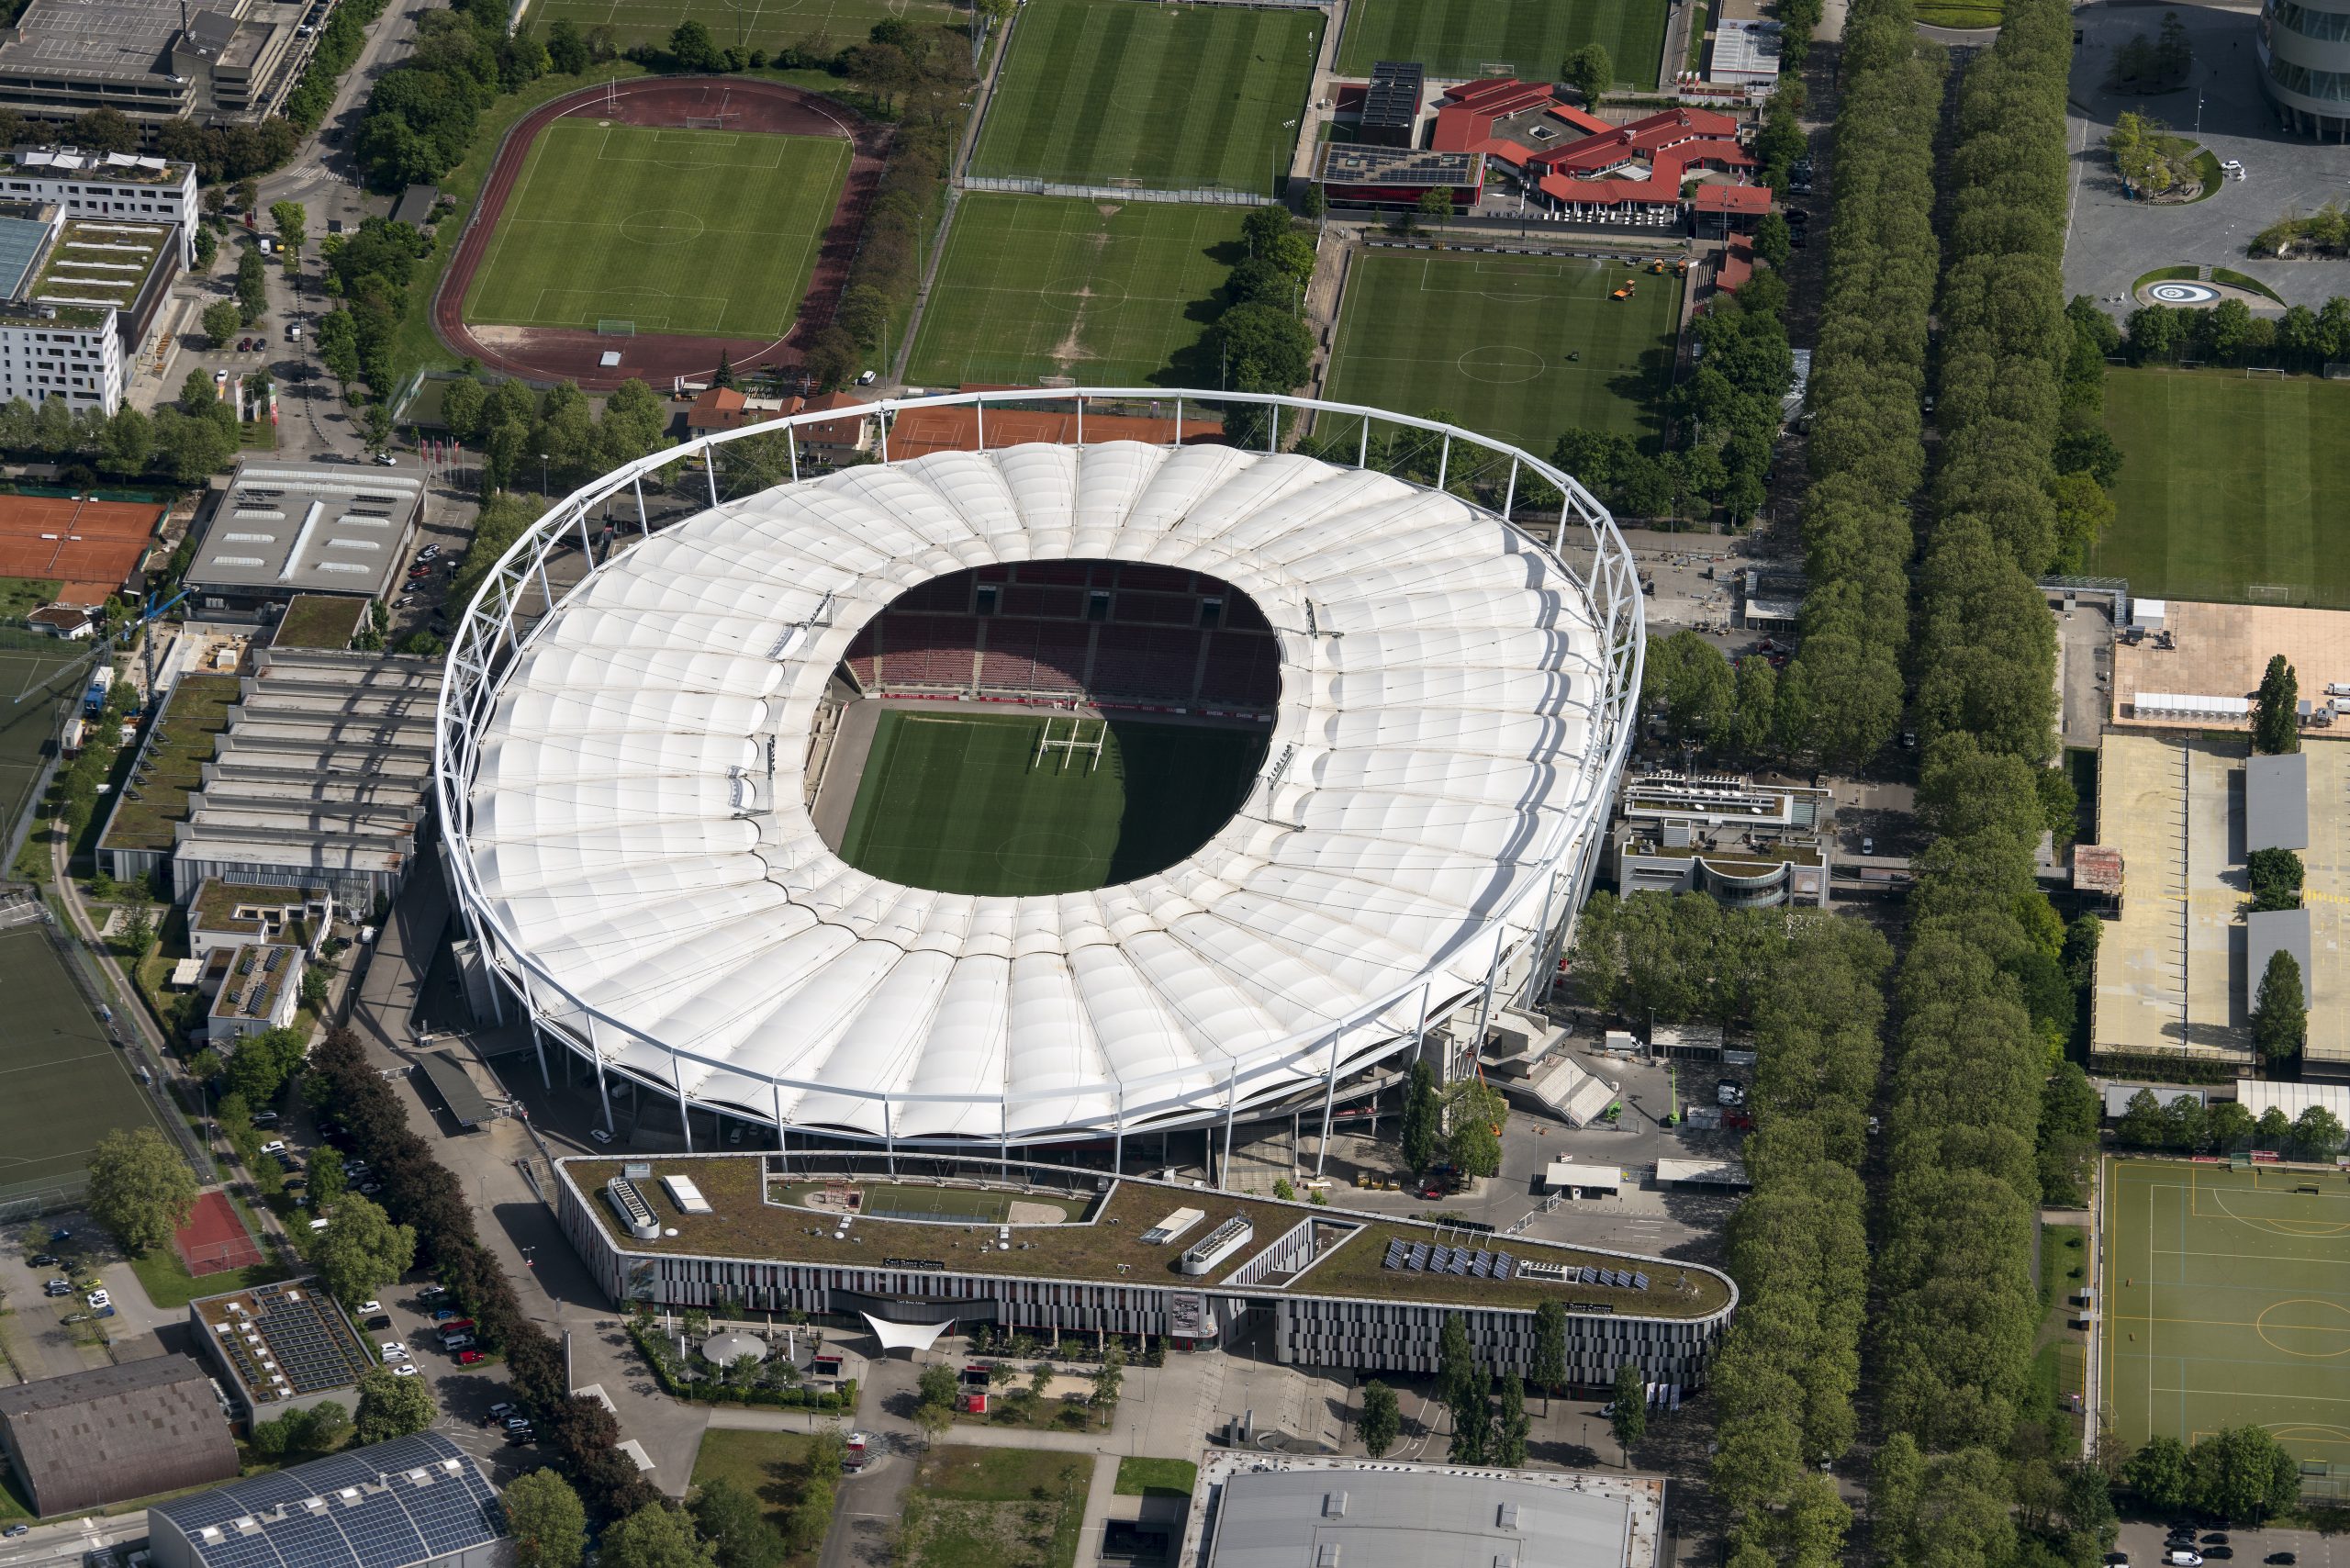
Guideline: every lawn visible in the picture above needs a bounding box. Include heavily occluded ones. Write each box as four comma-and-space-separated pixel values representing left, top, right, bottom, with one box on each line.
0, 640, 88, 853
2089, 366, 2350, 608
0, 924, 173, 1204
530, 0, 957, 51
1323, 248, 1683, 453
1337, 0, 1667, 87
906, 196, 1243, 387
901, 1447, 1091, 1568
129, 1249, 289, 1311
461, 120, 850, 339
1114, 1458, 1196, 1499
0, 576, 61, 619
688, 1426, 828, 1563
2102, 1157, 2350, 1468
838, 711, 1267, 895
970, 0, 1321, 192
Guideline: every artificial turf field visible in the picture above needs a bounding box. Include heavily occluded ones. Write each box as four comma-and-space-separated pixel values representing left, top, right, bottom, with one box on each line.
531, 0, 954, 50
2103, 1156, 2350, 1468
2088, 367, 2350, 609
837, 710, 1267, 895
0, 924, 171, 1204
905, 196, 1244, 387
969, 0, 1322, 192
0, 642, 90, 855
1337, 0, 1667, 87
462, 121, 849, 339
1323, 250, 1682, 452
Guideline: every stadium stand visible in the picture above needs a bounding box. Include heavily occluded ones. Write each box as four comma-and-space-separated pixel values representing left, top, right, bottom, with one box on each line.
837, 562, 1281, 709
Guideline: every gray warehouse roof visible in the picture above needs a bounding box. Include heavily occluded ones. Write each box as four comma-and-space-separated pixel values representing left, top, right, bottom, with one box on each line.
2246, 752, 2309, 853
0, 1355, 237, 1517
188, 462, 426, 602
1205, 1467, 1634, 1568
419, 1051, 491, 1128
2248, 907, 2313, 1006
151, 1432, 502, 1568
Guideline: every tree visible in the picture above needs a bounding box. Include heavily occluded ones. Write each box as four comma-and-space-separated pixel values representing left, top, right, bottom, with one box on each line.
236, 243, 268, 323
88, 1126, 198, 1257
1399, 1058, 1440, 1175
1358, 1380, 1399, 1458
1491, 1374, 1529, 1468
202, 300, 242, 347
688, 1478, 784, 1568
2293, 1104, 2346, 1162
1608, 1364, 1645, 1462
504, 1471, 587, 1568
1529, 1301, 1568, 1411
545, 18, 590, 72
269, 201, 308, 264
353, 1366, 435, 1443
1438, 1316, 1486, 1465
601, 1501, 716, 1568
1442, 1078, 1508, 1178
117, 904, 155, 958
1301, 183, 1326, 221
913, 1399, 951, 1450
1214, 304, 1313, 393
313, 1195, 418, 1306
1416, 185, 1454, 233
2252, 949, 2306, 1065
1753, 210, 1791, 271
712, 350, 735, 390
668, 19, 722, 71
2188, 1426, 2299, 1523
1091, 1343, 1125, 1421
1561, 42, 1611, 105
69, 107, 139, 153
297, 1400, 350, 1451
2255, 655, 2300, 754
2248, 847, 2304, 912
916, 1362, 959, 1412
2115, 1088, 2166, 1148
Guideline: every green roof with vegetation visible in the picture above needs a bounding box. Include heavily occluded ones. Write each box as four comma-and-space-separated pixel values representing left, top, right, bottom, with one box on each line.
271, 595, 366, 651
561, 1156, 1732, 1319
28, 218, 170, 329
97, 675, 240, 852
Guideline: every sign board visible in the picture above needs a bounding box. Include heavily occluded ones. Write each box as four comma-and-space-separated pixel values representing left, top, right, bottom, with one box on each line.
1571, 1302, 1617, 1315
1169, 1289, 1214, 1339
885, 1257, 947, 1271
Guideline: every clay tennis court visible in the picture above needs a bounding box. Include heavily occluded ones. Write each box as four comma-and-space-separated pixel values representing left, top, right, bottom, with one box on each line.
175, 1189, 264, 1276
434, 76, 889, 391
0, 496, 162, 603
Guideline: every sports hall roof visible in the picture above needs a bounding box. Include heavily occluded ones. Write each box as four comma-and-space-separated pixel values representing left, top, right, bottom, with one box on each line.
459, 442, 1615, 1142
150, 1432, 502, 1568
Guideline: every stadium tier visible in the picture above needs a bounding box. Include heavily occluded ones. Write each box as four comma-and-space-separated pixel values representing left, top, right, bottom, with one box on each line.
437, 394, 1642, 1150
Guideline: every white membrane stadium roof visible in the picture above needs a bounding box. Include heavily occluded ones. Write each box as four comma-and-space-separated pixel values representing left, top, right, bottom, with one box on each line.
462, 442, 1611, 1141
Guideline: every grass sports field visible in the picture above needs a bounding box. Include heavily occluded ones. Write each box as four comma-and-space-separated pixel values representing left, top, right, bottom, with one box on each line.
837, 710, 1266, 896
462, 121, 848, 339
1337, 0, 1667, 87
970, 0, 1320, 191
905, 196, 1243, 387
0, 640, 89, 855
2089, 367, 2350, 608
0, 924, 170, 1204
531, 0, 955, 50
2104, 1156, 2350, 1469
1324, 250, 1682, 452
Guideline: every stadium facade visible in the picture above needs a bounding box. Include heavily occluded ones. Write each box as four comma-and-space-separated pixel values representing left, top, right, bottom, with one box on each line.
436, 392, 1642, 1159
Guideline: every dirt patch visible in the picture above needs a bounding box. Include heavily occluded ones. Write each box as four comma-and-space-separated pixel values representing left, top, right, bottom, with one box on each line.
1096, 203, 1123, 218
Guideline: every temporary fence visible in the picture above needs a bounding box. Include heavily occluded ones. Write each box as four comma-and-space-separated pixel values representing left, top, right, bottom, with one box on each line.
958, 174, 1279, 207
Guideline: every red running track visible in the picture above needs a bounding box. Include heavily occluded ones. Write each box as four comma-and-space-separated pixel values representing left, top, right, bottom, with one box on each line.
431, 76, 890, 391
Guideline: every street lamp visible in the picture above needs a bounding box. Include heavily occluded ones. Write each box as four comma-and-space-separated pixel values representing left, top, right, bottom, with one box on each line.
540, 454, 550, 495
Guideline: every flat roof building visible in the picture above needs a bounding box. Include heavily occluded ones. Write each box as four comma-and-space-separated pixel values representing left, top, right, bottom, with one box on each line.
0, 0, 314, 133
1315, 144, 1483, 211
187, 1279, 373, 1428
1614, 771, 1830, 908
0, 148, 200, 264
2246, 751, 2309, 852
207, 940, 301, 1042
186, 461, 428, 619
1356, 60, 1424, 148
0, 1356, 238, 1518
185, 879, 332, 959
147, 1433, 506, 1568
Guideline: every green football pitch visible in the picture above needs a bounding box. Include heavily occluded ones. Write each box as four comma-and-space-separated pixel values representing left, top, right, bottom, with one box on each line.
1337, 0, 1668, 87
2103, 1156, 2350, 1470
462, 121, 849, 339
0, 640, 90, 856
0, 924, 171, 1204
2088, 367, 2350, 609
529, 0, 956, 50
1324, 249, 1682, 453
969, 0, 1321, 192
837, 710, 1268, 896
906, 196, 1245, 387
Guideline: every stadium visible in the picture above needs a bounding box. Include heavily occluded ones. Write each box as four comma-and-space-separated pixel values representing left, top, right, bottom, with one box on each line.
434, 391, 1642, 1160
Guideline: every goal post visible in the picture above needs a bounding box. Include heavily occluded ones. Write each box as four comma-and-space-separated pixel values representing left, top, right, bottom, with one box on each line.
596, 319, 635, 337
2246, 365, 2288, 377
1033, 716, 1106, 773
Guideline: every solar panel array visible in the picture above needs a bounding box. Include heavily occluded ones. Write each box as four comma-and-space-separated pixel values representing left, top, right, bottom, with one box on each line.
155, 1432, 503, 1568
1381, 1241, 1516, 1280
204, 1282, 374, 1402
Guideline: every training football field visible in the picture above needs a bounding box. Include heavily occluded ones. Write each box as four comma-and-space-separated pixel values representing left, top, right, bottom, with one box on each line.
0, 924, 172, 1205
531, 0, 956, 50
906, 196, 1245, 387
1324, 249, 1682, 452
2103, 1156, 2350, 1470
970, 0, 1321, 192
1337, 0, 1668, 87
838, 710, 1267, 896
2088, 367, 2350, 609
0, 640, 86, 854
462, 121, 848, 339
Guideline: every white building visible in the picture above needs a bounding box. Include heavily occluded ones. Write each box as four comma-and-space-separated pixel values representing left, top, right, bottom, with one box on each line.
205, 941, 300, 1042
0, 150, 199, 265
0, 198, 177, 413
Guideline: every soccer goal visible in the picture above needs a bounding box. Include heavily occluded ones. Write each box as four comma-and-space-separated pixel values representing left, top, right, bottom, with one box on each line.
2246, 365, 2288, 377
1034, 716, 1106, 773
683, 116, 731, 129
597, 319, 636, 337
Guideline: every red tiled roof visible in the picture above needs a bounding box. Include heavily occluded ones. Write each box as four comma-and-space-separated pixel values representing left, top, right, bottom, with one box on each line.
1715, 241, 1754, 293
1692, 182, 1772, 213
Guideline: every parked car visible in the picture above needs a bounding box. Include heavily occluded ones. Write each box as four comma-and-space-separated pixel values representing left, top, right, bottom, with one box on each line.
29, 1253, 59, 1267
5, 1524, 29, 1537
364, 1315, 392, 1331
259, 1140, 286, 1156
2266, 1553, 2298, 1564
85, 1290, 109, 1310
2167, 1552, 2205, 1567
456, 1350, 483, 1365
2203, 1540, 2230, 1549
358, 1299, 381, 1315
442, 1317, 476, 1333
588, 1127, 613, 1145
392, 1363, 420, 1377
251, 1111, 278, 1125
44, 1281, 71, 1296
442, 1334, 476, 1352
488, 1402, 517, 1420
380, 1340, 407, 1358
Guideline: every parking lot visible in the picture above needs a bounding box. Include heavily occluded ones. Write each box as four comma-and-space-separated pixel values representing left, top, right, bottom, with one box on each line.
2115, 1518, 2331, 1568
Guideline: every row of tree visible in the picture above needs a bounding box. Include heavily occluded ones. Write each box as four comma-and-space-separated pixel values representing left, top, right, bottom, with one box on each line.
440, 374, 670, 498
2121, 295, 2350, 372
1777, 0, 1942, 770
354, 0, 556, 193
306, 1026, 659, 1520
1640, 629, 1790, 761
1571, 889, 1823, 1033
1708, 919, 1888, 1568
282, 0, 394, 130
2110, 1090, 2344, 1159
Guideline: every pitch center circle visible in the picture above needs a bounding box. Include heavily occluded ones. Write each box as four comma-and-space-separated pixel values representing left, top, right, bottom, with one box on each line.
2255, 1297, 2350, 1359
2148, 281, 2220, 305
1456, 344, 1547, 384
621, 209, 707, 246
